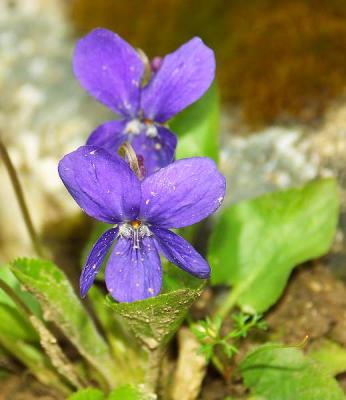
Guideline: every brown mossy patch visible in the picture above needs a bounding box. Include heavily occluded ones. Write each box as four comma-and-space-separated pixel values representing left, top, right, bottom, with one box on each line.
69, 0, 346, 127
223, 0, 346, 126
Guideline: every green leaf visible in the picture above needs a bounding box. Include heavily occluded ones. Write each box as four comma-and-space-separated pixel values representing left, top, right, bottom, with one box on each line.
240, 344, 345, 400
0, 266, 39, 342
162, 259, 203, 293
109, 384, 153, 400
0, 265, 40, 315
10, 258, 117, 387
106, 287, 202, 350
170, 82, 220, 162
68, 388, 105, 400
0, 303, 37, 341
309, 340, 346, 376
209, 178, 339, 313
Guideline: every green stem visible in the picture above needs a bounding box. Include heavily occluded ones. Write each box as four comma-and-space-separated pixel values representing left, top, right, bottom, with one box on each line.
145, 346, 165, 394
207, 286, 243, 377
211, 354, 225, 376
0, 138, 44, 258
216, 286, 241, 321
118, 142, 143, 180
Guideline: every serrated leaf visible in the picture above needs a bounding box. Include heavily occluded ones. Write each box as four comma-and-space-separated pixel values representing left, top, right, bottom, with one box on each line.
209, 179, 339, 313
240, 344, 345, 400
309, 340, 346, 376
106, 287, 202, 350
0, 265, 40, 315
10, 258, 116, 387
170, 82, 219, 162
68, 388, 105, 400
109, 384, 154, 400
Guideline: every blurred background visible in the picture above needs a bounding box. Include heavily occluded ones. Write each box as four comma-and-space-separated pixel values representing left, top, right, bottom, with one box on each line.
0, 0, 345, 275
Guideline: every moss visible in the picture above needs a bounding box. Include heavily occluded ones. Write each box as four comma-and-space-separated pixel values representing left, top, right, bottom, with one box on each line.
223, 0, 346, 126
69, 0, 346, 127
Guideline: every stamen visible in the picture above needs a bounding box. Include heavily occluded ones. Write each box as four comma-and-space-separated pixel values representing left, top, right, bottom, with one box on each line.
119, 221, 152, 250
124, 119, 142, 135
146, 124, 158, 138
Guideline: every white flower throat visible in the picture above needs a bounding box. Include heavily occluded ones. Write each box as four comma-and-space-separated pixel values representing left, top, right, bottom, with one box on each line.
119, 220, 152, 249
124, 118, 158, 138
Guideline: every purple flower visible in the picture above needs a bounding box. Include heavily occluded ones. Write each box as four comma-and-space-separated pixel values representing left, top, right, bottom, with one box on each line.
73, 28, 215, 175
58, 146, 225, 302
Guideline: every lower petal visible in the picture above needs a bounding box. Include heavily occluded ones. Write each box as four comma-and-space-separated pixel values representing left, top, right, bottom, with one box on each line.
152, 227, 210, 279
131, 126, 177, 175
87, 120, 127, 152
105, 236, 162, 302
80, 227, 118, 297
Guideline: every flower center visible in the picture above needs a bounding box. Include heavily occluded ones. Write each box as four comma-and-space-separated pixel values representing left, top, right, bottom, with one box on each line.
124, 118, 158, 138
131, 219, 141, 230
119, 220, 152, 249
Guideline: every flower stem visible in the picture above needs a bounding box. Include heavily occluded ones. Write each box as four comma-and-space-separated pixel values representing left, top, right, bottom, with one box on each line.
145, 346, 165, 394
211, 353, 225, 376
0, 138, 44, 258
216, 286, 241, 321
118, 142, 144, 179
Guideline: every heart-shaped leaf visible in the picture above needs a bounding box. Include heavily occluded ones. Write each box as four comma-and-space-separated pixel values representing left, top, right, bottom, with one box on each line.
309, 340, 346, 377
106, 286, 202, 350
209, 178, 339, 313
170, 82, 219, 162
240, 344, 345, 400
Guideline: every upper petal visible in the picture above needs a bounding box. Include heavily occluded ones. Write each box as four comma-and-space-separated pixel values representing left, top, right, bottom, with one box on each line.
141, 37, 215, 122
73, 28, 144, 117
152, 227, 210, 278
80, 227, 118, 297
131, 126, 177, 176
139, 158, 226, 228
86, 120, 127, 151
58, 146, 141, 223
105, 236, 162, 302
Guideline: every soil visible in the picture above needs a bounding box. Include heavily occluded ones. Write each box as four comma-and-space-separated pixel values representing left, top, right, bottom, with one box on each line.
0, 375, 60, 400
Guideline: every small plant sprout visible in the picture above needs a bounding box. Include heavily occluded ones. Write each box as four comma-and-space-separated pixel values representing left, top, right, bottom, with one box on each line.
192, 312, 267, 365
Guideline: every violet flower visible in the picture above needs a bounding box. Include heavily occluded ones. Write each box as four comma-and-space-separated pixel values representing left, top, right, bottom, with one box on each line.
58, 146, 225, 302
73, 28, 215, 175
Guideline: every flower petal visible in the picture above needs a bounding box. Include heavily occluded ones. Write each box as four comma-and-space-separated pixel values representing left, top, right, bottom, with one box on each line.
131, 126, 177, 176
152, 227, 210, 278
141, 37, 215, 122
86, 120, 127, 151
58, 146, 140, 223
80, 227, 118, 297
140, 158, 226, 228
105, 236, 162, 302
73, 28, 144, 117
